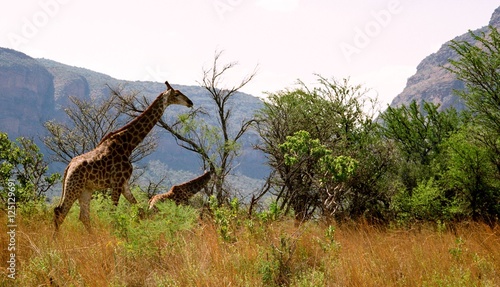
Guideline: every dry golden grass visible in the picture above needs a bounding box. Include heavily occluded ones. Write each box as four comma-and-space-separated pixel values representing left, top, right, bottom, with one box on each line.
1, 202, 499, 287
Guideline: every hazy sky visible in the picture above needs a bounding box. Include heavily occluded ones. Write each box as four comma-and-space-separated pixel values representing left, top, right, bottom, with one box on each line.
1, 0, 497, 107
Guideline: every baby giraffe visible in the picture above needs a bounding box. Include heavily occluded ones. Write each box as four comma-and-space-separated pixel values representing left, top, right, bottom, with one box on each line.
148, 170, 212, 209
54, 81, 193, 232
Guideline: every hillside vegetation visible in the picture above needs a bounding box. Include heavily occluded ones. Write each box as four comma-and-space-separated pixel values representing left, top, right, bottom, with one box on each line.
1, 198, 499, 286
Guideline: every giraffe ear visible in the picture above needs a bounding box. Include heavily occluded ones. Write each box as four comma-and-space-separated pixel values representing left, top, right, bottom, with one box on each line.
165, 81, 173, 90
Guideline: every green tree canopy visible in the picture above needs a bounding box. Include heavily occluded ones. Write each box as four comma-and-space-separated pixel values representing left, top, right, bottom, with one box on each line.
256, 76, 395, 221
380, 100, 461, 166
0, 132, 60, 204
448, 26, 500, 177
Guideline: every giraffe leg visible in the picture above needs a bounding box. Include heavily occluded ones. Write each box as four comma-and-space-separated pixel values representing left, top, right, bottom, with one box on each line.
120, 182, 147, 219
110, 189, 121, 206
121, 182, 138, 204
78, 189, 93, 232
120, 162, 136, 205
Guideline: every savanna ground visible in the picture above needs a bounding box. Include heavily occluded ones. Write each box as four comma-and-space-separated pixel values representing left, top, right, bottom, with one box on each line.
1, 194, 499, 287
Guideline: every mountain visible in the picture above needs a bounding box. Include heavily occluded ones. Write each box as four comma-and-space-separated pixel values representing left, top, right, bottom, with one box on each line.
0, 48, 55, 137
389, 6, 500, 110
0, 48, 267, 183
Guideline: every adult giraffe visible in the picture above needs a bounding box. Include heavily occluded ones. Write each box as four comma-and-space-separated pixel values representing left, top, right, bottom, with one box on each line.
54, 81, 193, 232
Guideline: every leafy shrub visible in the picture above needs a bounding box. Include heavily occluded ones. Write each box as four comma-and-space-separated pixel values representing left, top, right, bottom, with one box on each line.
93, 192, 199, 259
392, 178, 461, 224
209, 195, 240, 242
259, 235, 296, 287
258, 200, 285, 222
438, 128, 500, 223
0, 132, 60, 204
410, 178, 446, 221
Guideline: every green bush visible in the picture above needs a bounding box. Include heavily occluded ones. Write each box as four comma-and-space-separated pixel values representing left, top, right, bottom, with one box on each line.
392, 178, 463, 224
93, 192, 199, 258
209, 195, 240, 242
0, 132, 60, 204
437, 127, 500, 222
258, 200, 285, 222
410, 179, 446, 221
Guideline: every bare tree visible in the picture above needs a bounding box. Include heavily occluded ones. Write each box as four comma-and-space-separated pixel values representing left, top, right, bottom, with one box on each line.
115, 51, 257, 205
43, 88, 157, 164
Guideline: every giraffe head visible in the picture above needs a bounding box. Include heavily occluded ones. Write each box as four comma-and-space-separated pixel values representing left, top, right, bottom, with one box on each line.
164, 81, 193, 108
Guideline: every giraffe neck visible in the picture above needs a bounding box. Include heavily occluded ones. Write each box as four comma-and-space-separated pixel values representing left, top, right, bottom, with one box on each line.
148, 171, 211, 208
99, 92, 167, 155
176, 171, 212, 193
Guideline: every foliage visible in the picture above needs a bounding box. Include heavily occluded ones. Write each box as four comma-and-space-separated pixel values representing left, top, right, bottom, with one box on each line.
381, 100, 461, 166
259, 235, 296, 286
437, 126, 500, 223
380, 100, 466, 223
385, 106, 499, 224
209, 195, 241, 242
258, 200, 285, 221
448, 27, 500, 171
408, 179, 445, 221
392, 178, 454, 223
278, 130, 358, 219
93, 191, 199, 259
0, 132, 59, 204
256, 76, 395, 221
280, 130, 358, 182
445, 26, 500, 223
2, 197, 499, 286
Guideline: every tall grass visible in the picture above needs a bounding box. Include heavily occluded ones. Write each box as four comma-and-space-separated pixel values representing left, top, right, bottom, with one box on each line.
1, 197, 499, 286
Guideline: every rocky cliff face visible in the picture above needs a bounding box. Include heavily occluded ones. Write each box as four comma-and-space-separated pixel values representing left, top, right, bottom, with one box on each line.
390, 6, 500, 110
0, 48, 55, 137
38, 58, 121, 106
41, 61, 91, 108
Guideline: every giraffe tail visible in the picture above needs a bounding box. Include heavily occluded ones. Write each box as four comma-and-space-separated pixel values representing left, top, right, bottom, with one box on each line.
56, 164, 70, 207
54, 164, 71, 231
